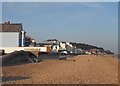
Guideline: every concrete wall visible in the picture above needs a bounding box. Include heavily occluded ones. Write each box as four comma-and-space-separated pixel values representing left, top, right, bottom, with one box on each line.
1, 47, 49, 53
0, 32, 19, 47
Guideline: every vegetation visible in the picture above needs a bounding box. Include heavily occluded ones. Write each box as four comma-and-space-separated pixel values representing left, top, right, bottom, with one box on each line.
70, 42, 114, 54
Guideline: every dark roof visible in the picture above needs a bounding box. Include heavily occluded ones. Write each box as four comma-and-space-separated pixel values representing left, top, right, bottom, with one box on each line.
0, 22, 23, 32
46, 39, 58, 41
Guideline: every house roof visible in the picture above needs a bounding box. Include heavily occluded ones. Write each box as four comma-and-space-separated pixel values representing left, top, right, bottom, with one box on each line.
46, 39, 58, 41
40, 41, 57, 45
0, 21, 23, 32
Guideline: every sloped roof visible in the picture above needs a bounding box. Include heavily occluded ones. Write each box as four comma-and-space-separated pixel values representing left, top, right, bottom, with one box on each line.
0, 22, 23, 32
46, 39, 58, 41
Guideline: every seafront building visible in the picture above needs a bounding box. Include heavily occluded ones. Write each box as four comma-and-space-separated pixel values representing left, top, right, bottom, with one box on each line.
38, 39, 78, 54
0, 21, 108, 55
0, 21, 42, 54
0, 21, 26, 47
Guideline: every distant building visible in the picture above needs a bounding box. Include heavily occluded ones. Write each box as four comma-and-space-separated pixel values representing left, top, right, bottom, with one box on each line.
38, 39, 59, 52
59, 41, 66, 50
0, 21, 26, 47
90, 49, 99, 55
39, 39, 78, 53
46, 39, 58, 44
25, 36, 33, 46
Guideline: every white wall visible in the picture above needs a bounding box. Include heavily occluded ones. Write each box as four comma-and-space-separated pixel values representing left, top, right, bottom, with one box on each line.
60, 42, 66, 49
52, 45, 59, 51
1, 47, 48, 53
0, 32, 19, 47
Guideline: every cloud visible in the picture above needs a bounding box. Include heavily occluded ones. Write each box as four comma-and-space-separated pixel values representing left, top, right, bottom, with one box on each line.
80, 3, 104, 8
2, 2, 40, 13
2, 2, 104, 15
2, 2, 69, 14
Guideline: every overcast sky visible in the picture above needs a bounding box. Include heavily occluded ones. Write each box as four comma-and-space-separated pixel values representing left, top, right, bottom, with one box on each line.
2, 2, 118, 54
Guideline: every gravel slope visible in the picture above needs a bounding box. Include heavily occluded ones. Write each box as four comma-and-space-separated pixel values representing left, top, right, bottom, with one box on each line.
2, 55, 118, 84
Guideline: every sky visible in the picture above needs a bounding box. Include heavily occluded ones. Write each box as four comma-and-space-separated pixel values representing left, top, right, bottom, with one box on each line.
2, 2, 118, 54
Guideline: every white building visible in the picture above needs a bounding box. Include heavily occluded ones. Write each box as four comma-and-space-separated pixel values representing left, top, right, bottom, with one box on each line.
59, 41, 66, 50
0, 21, 26, 47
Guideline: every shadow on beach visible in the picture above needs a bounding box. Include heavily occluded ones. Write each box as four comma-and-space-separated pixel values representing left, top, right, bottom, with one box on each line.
2, 76, 30, 82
